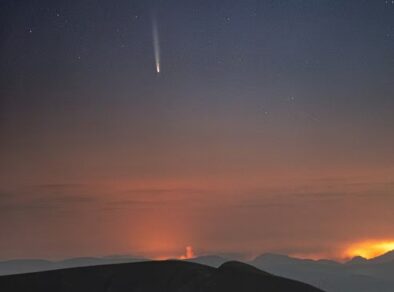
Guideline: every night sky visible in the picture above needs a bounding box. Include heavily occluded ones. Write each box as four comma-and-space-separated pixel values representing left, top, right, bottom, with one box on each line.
1, 0, 394, 261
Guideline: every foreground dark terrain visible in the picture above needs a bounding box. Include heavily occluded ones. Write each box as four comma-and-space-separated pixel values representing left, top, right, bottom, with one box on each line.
3, 252, 394, 291
0, 260, 323, 292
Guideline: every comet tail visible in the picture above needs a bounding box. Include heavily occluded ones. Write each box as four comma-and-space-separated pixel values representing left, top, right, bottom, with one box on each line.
152, 16, 160, 73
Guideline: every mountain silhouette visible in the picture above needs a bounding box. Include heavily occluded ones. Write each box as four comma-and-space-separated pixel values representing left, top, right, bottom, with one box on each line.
0, 256, 144, 276
251, 252, 394, 292
3, 251, 394, 291
345, 256, 368, 265
369, 250, 394, 264
0, 260, 323, 292
187, 255, 228, 267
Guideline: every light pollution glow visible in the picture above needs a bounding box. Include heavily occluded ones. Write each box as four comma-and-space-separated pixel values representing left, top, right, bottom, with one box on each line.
179, 246, 195, 260
345, 240, 394, 259
152, 241, 394, 261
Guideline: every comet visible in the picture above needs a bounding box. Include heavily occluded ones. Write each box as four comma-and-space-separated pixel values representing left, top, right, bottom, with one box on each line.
152, 15, 160, 74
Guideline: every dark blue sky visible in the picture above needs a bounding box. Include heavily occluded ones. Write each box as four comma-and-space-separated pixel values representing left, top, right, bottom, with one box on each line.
0, 0, 394, 260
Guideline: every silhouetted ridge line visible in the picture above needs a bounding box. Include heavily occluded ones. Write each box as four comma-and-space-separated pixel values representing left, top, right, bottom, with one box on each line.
0, 260, 323, 292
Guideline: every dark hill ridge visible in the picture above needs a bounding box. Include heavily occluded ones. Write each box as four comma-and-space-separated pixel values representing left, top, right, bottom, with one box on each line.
0, 256, 145, 276
0, 260, 323, 292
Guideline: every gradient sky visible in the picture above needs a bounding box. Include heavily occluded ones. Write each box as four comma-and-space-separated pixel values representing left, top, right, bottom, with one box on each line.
0, 0, 394, 261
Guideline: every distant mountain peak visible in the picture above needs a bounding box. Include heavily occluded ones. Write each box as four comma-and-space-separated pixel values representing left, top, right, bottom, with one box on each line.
253, 253, 301, 265
219, 261, 272, 276
346, 256, 368, 265
188, 255, 228, 268
254, 253, 291, 260
370, 249, 394, 263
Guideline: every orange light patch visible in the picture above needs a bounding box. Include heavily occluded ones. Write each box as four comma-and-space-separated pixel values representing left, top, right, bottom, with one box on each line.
179, 246, 195, 260
345, 240, 394, 259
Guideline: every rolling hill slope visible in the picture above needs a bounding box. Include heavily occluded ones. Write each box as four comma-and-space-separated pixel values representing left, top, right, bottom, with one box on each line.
0, 260, 323, 292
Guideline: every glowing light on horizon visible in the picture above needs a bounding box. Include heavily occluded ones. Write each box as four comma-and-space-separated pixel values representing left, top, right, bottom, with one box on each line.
345, 240, 394, 259
179, 246, 195, 260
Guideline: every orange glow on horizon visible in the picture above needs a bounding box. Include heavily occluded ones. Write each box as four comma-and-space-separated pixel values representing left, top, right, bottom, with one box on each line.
179, 246, 195, 260
345, 240, 394, 259
148, 246, 196, 261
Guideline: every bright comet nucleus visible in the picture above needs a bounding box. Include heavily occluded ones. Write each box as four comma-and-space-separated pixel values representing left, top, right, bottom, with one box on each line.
345, 240, 394, 259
